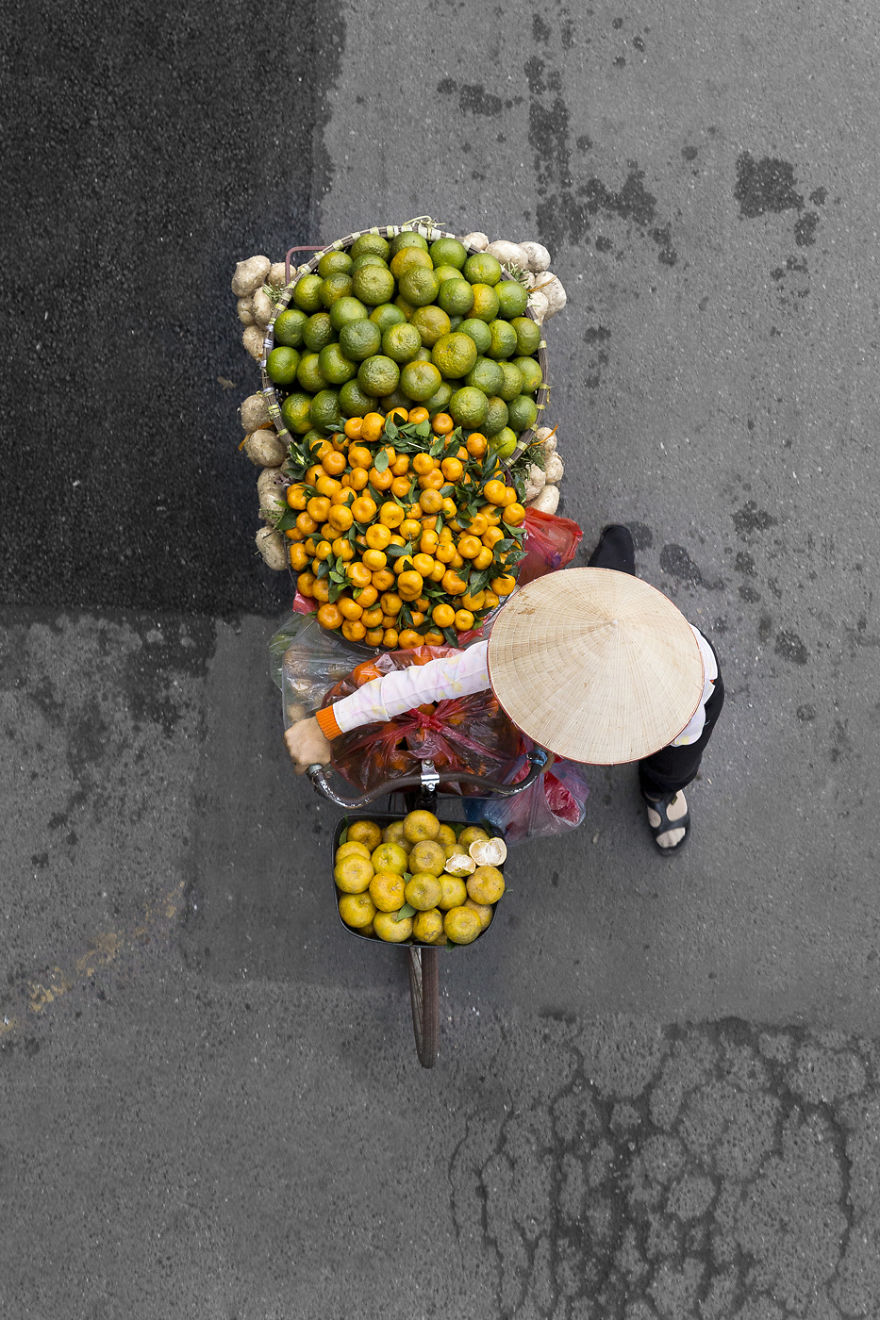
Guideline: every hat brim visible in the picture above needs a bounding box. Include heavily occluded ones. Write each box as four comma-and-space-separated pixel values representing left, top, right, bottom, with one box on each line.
486, 568, 705, 764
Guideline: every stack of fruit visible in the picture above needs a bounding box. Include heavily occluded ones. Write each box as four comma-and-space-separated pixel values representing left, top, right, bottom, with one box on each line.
334, 810, 507, 946
271, 405, 527, 647
264, 229, 545, 457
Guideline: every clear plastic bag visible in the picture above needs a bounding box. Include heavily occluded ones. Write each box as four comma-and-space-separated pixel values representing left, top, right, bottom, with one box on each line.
322, 646, 522, 794
269, 612, 375, 727
519, 508, 584, 586
481, 746, 590, 843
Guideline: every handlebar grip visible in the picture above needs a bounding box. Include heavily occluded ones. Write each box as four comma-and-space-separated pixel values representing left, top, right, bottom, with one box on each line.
306, 749, 548, 810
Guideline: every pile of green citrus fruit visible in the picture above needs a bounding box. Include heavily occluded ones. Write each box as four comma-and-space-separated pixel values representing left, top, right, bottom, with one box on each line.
334, 810, 507, 945
266, 230, 544, 459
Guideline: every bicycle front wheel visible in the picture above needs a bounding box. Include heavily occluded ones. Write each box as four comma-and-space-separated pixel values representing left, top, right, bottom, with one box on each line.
408, 946, 439, 1068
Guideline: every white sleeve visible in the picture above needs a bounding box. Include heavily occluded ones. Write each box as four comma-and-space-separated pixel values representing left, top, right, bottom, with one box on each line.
330, 640, 492, 735
669, 626, 719, 747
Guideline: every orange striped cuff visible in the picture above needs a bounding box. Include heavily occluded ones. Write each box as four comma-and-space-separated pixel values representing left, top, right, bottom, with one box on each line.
315, 705, 343, 740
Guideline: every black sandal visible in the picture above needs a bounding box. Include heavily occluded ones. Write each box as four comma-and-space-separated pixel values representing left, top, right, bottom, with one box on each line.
642, 791, 690, 856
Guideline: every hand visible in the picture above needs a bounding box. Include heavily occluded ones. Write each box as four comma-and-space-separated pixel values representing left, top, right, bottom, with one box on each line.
284, 716, 332, 774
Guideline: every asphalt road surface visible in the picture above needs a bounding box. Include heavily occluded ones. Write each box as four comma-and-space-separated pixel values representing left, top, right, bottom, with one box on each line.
3, 1, 880, 1316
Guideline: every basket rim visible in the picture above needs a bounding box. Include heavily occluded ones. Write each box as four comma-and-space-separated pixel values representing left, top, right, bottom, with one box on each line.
259, 223, 549, 465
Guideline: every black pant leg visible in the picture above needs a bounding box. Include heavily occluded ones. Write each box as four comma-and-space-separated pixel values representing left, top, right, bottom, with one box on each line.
586, 524, 636, 575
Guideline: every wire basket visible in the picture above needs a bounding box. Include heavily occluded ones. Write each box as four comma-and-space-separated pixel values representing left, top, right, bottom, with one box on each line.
260, 220, 550, 466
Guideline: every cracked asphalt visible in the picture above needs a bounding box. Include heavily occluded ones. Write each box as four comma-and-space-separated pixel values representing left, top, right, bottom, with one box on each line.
4, 0, 880, 1316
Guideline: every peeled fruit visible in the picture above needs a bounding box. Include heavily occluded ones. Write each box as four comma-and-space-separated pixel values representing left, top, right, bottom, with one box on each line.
467, 864, 505, 905
402, 809, 441, 843
469, 836, 508, 867
444, 906, 482, 944
444, 853, 477, 877
408, 839, 447, 877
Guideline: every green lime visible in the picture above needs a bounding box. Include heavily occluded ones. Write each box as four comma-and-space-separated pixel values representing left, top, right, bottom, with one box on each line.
507, 394, 539, 432
319, 272, 353, 307
291, 273, 324, 313
449, 386, 488, 428
379, 387, 412, 412
465, 356, 503, 395
317, 250, 353, 278
429, 237, 468, 269
411, 305, 451, 347
390, 247, 434, 281
358, 354, 400, 397
433, 264, 463, 285
398, 266, 441, 307
351, 252, 389, 272
487, 319, 518, 360
497, 362, 524, 401
296, 352, 328, 393
382, 322, 422, 363
309, 388, 341, 430
351, 264, 396, 306
302, 312, 334, 352
490, 427, 518, 458
339, 378, 377, 417
495, 280, 529, 318
463, 252, 503, 286
280, 392, 312, 434
329, 295, 368, 332
302, 429, 325, 452
413, 346, 433, 362
318, 343, 357, 385
266, 346, 300, 386
483, 396, 509, 437
432, 331, 478, 379
448, 315, 463, 331
400, 360, 442, 402
437, 278, 474, 317
272, 307, 307, 348
338, 318, 382, 361
389, 230, 429, 255
511, 316, 542, 355
469, 283, 501, 322
350, 233, 391, 260
426, 381, 453, 415
458, 318, 492, 355
369, 303, 406, 332
514, 356, 544, 394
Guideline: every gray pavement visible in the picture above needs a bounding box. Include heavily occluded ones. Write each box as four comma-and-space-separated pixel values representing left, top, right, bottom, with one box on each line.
4, 0, 880, 1315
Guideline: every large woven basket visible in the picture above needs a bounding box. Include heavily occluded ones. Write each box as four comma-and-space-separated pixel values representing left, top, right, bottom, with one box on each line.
260, 220, 550, 465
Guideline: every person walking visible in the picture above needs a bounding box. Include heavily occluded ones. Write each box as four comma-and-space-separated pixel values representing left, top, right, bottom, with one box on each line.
285, 526, 724, 855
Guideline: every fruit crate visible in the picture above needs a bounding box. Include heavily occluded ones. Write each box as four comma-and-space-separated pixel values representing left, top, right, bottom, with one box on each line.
331, 810, 507, 949
261, 220, 550, 466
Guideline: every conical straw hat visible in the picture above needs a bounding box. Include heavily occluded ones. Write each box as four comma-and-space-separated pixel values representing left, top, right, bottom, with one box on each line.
486, 568, 705, 764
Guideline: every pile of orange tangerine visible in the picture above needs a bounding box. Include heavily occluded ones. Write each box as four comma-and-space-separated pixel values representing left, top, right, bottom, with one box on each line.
281, 404, 526, 648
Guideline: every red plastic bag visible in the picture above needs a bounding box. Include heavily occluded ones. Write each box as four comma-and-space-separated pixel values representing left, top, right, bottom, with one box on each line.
481, 742, 590, 843
323, 646, 522, 794
518, 508, 584, 586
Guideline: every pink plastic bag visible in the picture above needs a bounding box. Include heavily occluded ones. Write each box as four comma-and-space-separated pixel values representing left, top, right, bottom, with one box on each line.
519, 509, 584, 586
482, 746, 590, 843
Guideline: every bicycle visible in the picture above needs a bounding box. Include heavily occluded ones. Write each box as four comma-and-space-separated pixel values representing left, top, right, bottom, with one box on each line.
306, 750, 548, 1067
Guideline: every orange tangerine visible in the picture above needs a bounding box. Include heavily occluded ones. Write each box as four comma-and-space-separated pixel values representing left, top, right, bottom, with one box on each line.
296, 511, 318, 535
365, 523, 392, 549
407, 407, 429, 424
466, 432, 488, 457
491, 574, 517, 596
347, 562, 372, 588
307, 496, 331, 523
419, 529, 439, 554
338, 596, 363, 621
365, 628, 384, 647
316, 476, 341, 500
435, 542, 455, 564
341, 619, 366, 642
383, 628, 399, 648
418, 470, 444, 491
412, 452, 435, 475
288, 544, 309, 570
354, 583, 378, 607
400, 518, 422, 539
297, 571, 316, 598
423, 629, 444, 645
322, 449, 347, 475
380, 592, 403, 615
483, 479, 509, 505
285, 527, 304, 542
369, 466, 394, 491
344, 416, 364, 440
312, 578, 331, 603
449, 551, 465, 569
461, 590, 485, 612
390, 475, 413, 499
331, 538, 355, 561
411, 610, 427, 625
351, 495, 378, 523
361, 412, 386, 442
361, 606, 384, 628
468, 512, 489, 536
305, 464, 323, 485
286, 484, 308, 510
379, 502, 405, 528
432, 602, 455, 628
391, 454, 410, 475
314, 539, 333, 561
398, 570, 424, 599
441, 570, 468, 596
398, 629, 420, 649
440, 456, 464, 482
348, 444, 373, 469
454, 609, 475, 631
503, 502, 526, 526
387, 406, 409, 423
381, 613, 397, 628
429, 561, 446, 582
412, 553, 434, 576
372, 568, 395, 591
418, 489, 443, 514
473, 546, 494, 571
483, 590, 500, 609
441, 497, 458, 519
328, 505, 353, 533
348, 467, 370, 490
457, 534, 481, 559
432, 412, 454, 434
362, 548, 387, 572
482, 525, 505, 547
316, 602, 343, 630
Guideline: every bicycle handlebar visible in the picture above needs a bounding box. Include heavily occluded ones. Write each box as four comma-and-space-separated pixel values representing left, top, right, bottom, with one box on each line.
306, 749, 549, 810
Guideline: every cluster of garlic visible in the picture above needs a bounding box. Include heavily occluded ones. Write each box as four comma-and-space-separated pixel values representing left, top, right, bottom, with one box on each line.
521, 427, 564, 515
232, 255, 287, 362
459, 234, 567, 324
